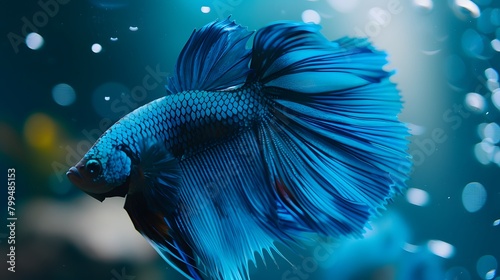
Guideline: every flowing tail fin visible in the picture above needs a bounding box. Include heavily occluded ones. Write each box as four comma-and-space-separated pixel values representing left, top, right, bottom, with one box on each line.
250, 22, 411, 238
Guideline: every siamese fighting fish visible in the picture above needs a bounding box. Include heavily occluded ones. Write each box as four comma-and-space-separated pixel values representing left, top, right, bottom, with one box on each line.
67, 18, 411, 280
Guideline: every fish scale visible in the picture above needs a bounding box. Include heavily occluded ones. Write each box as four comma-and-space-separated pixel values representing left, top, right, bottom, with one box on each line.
100, 83, 265, 161
68, 18, 411, 280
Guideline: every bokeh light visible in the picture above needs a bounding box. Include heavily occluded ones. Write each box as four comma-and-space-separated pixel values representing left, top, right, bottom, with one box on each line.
4, 1, 500, 279
326, 0, 359, 13
302, 9, 321, 24
483, 122, 500, 144
91, 43, 102, 53
477, 8, 496, 34
475, 142, 492, 164
477, 255, 497, 280
475, 121, 500, 166
492, 39, 500, 52
427, 240, 455, 259
23, 113, 57, 149
465, 92, 486, 113
319, 212, 410, 279
406, 188, 430, 206
462, 28, 492, 59
445, 266, 472, 280
492, 89, 500, 110
452, 0, 481, 20
413, 0, 433, 13
52, 83, 76, 106
201, 6, 210, 14
478, 123, 488, 138
485, 68, 498, 81
491, 8, 500, 25
25, 32, 44, 50
488, 80, 499, 92
461, 182, 487, 213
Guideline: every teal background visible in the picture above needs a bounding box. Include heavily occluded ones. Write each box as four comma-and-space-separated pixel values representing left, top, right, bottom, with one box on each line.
1, 0, 499, 279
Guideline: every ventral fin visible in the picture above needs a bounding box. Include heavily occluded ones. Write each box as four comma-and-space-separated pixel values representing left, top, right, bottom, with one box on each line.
166, 17, 254, 94
124, 193, 204, 280
124, 139, 182, 214
123, 140, 203, 279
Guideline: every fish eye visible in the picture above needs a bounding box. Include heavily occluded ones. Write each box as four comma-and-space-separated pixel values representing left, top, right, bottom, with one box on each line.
85, 159, 102, 178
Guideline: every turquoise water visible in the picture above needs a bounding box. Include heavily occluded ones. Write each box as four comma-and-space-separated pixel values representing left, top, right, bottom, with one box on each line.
1, 0, 499, 279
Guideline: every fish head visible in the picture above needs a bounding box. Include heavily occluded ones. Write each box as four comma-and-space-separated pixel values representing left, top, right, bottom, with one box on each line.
67, 139, 132, 201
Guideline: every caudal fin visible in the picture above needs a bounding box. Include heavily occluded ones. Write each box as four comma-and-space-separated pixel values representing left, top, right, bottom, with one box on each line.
251, 22, 411, 238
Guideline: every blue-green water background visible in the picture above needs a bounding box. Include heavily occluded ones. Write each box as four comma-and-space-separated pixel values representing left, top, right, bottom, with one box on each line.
1, 0, 499, 279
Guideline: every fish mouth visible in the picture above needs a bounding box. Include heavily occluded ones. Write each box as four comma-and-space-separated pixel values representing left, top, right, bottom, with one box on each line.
66, 161, 109, 194
66, 166, 83, 184
66, 163, 129, 202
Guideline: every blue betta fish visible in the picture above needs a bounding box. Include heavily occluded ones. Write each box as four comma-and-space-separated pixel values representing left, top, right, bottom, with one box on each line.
67, 18, 411, 280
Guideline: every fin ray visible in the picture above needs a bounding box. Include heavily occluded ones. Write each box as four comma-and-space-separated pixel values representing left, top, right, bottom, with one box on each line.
124, 140, 204, 280
166, 17, 254, 94
251, 22, 411, 237
173, 131, 284, 280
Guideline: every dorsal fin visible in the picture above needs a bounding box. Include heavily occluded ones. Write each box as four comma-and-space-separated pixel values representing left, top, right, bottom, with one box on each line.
166, 17, 254, 94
